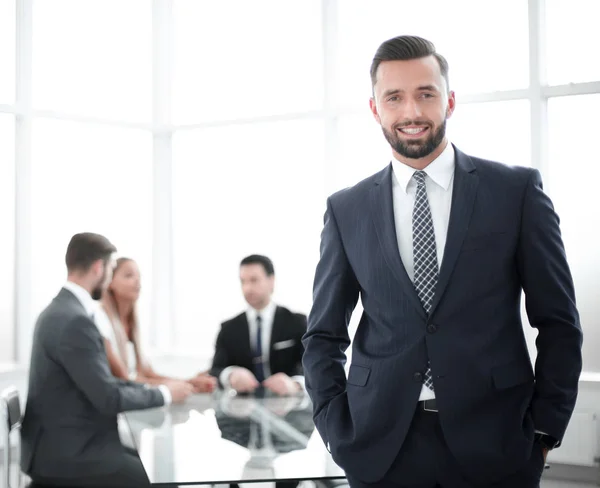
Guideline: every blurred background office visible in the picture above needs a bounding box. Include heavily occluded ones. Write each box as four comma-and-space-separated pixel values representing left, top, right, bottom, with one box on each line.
0, 0, 599, 482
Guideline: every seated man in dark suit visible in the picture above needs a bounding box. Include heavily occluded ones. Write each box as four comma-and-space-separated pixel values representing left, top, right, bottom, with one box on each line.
210, 255, 306, 396
21, 232, 193, 487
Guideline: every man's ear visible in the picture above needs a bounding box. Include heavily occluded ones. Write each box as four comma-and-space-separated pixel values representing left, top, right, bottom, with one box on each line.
91, 259, 104, 277
369, 97, 381, 124
269, 275, 275, 295
446, 90, 456, 119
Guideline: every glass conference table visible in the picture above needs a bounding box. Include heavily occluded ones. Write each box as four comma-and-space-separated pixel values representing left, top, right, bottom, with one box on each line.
121, 389, 346, 486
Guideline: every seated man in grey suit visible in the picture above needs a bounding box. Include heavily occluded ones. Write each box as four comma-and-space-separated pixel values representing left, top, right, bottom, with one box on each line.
21, 232, 193, 487
210, 255, 306, 396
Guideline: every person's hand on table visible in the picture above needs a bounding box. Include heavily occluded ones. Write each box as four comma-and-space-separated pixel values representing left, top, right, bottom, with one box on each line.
262, 373, 302, 396
188, 372, 217, 393
230, 367, 260, 393
165, 379, 194, 403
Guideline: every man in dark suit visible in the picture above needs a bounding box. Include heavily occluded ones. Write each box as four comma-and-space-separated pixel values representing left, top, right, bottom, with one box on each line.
302, 36, 583, 488
210, 255, 306, 396
21, 232, 193, 487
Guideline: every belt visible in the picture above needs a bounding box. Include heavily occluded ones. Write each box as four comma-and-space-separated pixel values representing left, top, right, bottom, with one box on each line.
421, 399, 438, 412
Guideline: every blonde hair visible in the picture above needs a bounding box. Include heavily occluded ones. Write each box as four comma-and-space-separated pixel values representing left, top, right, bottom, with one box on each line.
100, 257, 147, 371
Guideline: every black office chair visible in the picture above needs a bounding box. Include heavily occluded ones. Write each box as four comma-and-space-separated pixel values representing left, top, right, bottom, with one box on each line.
1, 386, 26, 488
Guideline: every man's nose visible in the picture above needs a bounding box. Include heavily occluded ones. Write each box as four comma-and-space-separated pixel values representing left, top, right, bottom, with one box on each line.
403, 99, 422, 119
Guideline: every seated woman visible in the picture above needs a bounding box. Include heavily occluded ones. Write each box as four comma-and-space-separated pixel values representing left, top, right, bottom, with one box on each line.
95, 257, 216, 393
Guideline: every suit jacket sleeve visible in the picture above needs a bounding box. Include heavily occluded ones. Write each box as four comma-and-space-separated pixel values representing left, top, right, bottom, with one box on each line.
302, 197, 360, 421
517, 169, 583, 441
291, 313, 307, 377
210, 324, 230, 384
59, 315, 165, 415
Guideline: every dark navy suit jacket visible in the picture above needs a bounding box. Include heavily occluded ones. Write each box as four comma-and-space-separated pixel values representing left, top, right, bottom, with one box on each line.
302, 146, 582, 484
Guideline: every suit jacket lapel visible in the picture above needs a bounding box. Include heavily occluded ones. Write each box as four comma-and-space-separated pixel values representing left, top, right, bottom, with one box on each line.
269, 307, 283, 352
429, 146, 478, 316
268, 307, 286, 372
371, 165, 427, 320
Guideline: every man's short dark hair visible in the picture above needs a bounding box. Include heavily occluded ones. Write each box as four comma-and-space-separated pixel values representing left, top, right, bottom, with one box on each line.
370, 35, 449, 91
65, 232, 117, 272
240, 254, 275, 276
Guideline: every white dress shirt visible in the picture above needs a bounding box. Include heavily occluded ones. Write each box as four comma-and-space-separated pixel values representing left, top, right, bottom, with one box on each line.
391, 141, 455, 401
62, 281, 171, 405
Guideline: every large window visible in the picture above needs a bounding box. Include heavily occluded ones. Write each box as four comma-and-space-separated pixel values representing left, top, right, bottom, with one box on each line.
173, 0, 323, 124
0, 114, 15, 361
332, 113, 392, 193
172, 119, 324, 360
547, 94, 600, 371
0, 0, 15, 103
448, 100, 531, 167
32, 0, 152, 122
29, 120, 153, 355
546, 0, 600, 85
1, 0, 599, 373
336, 0, 529, 110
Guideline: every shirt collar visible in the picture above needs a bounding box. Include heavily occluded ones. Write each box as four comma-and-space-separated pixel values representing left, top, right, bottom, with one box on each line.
247, 300, 277, 323
391, 141, 455, 194
63, 281, 98, 317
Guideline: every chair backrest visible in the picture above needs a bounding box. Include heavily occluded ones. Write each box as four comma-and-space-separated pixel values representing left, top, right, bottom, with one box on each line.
1, 388, 21, 433
1, 386, 22, 488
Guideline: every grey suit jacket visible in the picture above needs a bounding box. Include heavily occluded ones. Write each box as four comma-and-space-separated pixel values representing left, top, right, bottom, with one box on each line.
21, 287, 165, 479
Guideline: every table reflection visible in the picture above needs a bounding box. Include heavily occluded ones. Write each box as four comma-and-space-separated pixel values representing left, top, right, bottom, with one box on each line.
123, 389, 345, 485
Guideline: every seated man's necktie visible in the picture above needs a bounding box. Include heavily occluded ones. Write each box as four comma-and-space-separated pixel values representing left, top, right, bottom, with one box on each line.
252, 315, 266, 383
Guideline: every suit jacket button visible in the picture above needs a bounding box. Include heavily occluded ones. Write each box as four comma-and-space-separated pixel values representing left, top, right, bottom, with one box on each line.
427, 324, 438, 334
413, 372, 423, 382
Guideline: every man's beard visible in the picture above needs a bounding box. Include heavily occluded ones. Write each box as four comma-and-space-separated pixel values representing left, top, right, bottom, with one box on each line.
91, 266, 107, 300
382, 119, 446, 160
